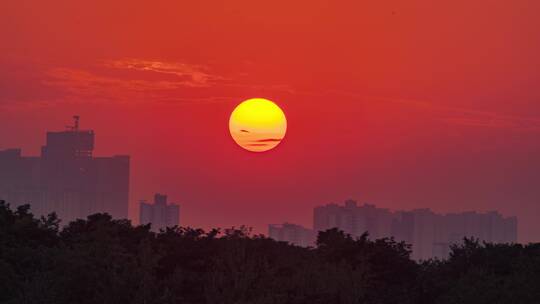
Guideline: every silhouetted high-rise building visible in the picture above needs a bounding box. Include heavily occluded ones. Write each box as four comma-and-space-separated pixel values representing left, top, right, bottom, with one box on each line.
314, 200, 394, 240
140, 193, 180, 232
391, 209, 518, 260
0, 117, 130, 223
268, 223, 316, 247
312, 200, 517, 259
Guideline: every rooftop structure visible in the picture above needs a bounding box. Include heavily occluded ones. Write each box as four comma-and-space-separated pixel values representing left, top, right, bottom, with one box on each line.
140, 193, 180, 232
0, 117, 130, 223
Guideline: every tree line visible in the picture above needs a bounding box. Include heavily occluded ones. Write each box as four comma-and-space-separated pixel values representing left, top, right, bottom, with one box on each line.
1, 200, 539, 304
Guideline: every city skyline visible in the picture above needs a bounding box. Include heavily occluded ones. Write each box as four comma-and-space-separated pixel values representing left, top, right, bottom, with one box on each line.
0, 118, 519, 253
2, 1, 540, 243
270, 200, 517, 259
2, 94, 538, 243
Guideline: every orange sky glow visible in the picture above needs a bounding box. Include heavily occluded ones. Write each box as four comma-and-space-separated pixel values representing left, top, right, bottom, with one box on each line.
1, 0, 540, 242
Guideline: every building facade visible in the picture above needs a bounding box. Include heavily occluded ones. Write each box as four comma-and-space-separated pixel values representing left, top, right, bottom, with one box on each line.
313, 200, 518, 260
314, 200, 395, 240
0, 118, 130, 224
140, 193, 180, 232
268, 223, 316, 247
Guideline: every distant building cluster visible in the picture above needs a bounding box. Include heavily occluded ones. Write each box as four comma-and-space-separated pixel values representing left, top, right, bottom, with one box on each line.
0, 117, 181, 230
140, 193, 180, 232
269, 199, 518, 260
0, 117, 130, 223
0, 117, 517, 256
269, 223, 316, 248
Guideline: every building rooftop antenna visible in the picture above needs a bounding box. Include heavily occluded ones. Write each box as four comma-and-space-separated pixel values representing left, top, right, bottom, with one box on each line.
73, 115, 80, 131
67, 115, 80, 131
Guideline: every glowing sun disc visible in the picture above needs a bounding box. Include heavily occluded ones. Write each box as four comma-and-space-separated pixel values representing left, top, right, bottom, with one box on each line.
229, 98, 287, 152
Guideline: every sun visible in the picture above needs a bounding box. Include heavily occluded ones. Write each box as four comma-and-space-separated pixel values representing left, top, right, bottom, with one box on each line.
229, 98, 287, 152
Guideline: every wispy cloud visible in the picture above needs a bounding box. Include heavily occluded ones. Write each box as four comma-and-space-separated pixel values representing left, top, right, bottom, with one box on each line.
41, 59, 233, 105
39, 59, 296, 106
45, 67, 184, 92
42, 68, 183, 104
1, 57, 299, 108
328, 91, 540, 133
386, 97, 540, 132
254, 138, 282, 142
103, 58, 226, 87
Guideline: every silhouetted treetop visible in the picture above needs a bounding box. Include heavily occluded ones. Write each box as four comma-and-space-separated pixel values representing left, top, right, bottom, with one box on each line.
0, 201, 538, 304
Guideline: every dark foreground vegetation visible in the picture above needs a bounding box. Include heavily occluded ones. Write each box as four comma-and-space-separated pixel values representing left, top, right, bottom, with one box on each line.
1, 201, 539, 304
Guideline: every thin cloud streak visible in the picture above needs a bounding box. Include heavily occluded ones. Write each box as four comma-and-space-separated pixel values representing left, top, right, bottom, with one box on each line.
387, 97, 540, 133
42, 67, 238, 106
11, 57, 540, 134
103, 58, 226, 87
254, 138, 282, 142
328, 90, 540, 133
38, 59, 293, 106
245, 143, 269, 147
1, 57, 298, 107
45, 68, 186, 92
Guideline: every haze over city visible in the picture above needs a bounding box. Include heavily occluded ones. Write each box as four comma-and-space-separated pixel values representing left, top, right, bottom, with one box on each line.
2, 1, 540, 243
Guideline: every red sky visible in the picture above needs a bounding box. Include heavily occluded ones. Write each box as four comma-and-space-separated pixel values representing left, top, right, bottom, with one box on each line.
1, 0, 540, 242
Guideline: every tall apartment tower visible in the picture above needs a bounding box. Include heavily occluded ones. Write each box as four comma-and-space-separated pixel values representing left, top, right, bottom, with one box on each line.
0, 117, 130, 223
140, 193, 180, 232
313, 200, 394, 239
